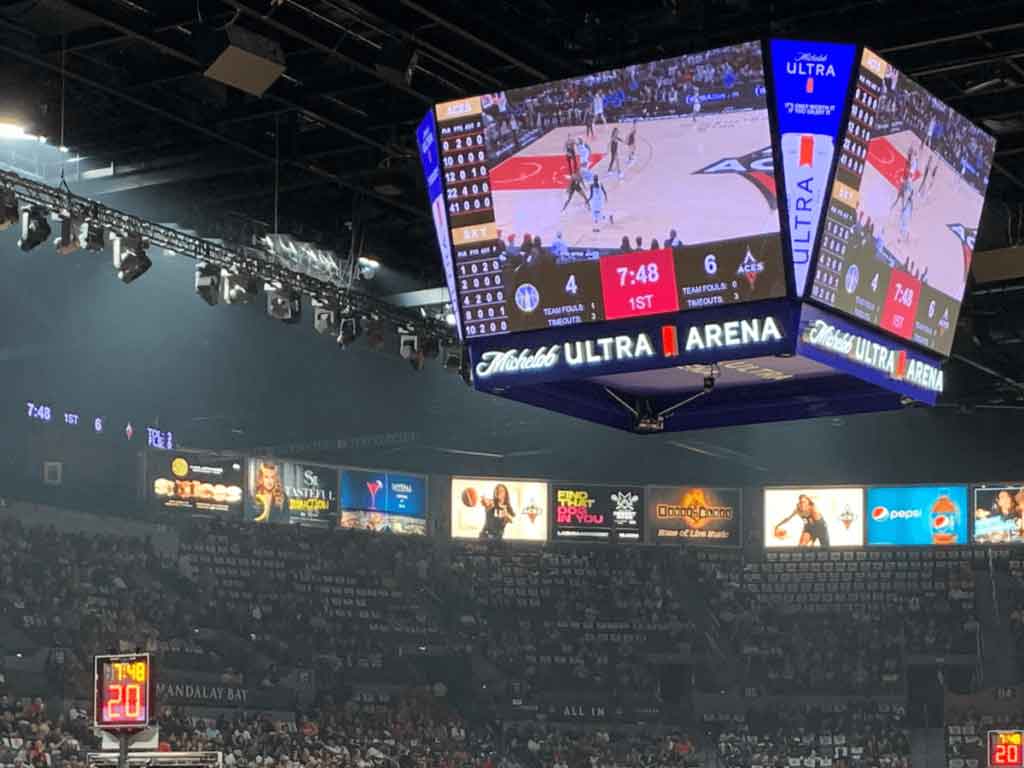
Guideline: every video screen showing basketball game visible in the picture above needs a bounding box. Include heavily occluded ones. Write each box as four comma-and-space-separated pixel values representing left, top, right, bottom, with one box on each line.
808, 49, 996, 356
433, 41, 785, 338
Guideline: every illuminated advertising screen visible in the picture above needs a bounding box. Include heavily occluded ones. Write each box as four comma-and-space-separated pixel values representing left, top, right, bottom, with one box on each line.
769, 39, 856, 295
148, 452, 243, 517
551, 484, 644, 541
434, 40, 785, 339
764, 487, 864, 547
245, 459, 337, 526
417, 109, 462, 339
866, 485, 968, 546
339, 468, 427, 535
451, 477, 548, 541
973, 484, 1024, 545
808, 48, 995, 356
645, 486, 741, 545
868, 487, 962, 548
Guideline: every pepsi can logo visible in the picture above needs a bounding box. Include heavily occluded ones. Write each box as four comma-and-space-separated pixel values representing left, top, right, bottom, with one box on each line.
871, 506, 888, 521
871, 506, 921, 521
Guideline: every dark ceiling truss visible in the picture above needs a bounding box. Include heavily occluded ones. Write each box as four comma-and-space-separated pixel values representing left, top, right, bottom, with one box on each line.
1, 0, 1024, 283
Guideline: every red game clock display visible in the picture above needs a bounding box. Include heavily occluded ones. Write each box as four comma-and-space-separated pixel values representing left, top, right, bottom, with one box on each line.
599, 248, 680, 320
990, 731, 1024, 768
94, 653, 152, 731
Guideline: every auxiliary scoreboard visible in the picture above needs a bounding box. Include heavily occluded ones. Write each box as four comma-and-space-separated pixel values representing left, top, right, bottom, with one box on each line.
94, 653, 152, 731
990, 730, 1024, 768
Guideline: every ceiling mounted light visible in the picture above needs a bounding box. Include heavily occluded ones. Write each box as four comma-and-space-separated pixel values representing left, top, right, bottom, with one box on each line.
313, 302, 339, 336
195, 262, 221, 306
358, 256, 380, 280
0, 188, 17, 230
265, 283, 302, 324
112, 233, 151, 283
221, 270, 259, 304
18, 206, 51, 251
337, 316, 361, 349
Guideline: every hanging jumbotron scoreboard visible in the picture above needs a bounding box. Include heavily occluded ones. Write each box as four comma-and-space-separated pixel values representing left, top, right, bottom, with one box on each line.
94, 653, 153, 732
417, 40, 996, 432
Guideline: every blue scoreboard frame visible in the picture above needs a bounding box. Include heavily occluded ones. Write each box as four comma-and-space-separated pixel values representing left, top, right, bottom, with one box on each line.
419, 40, 992, 432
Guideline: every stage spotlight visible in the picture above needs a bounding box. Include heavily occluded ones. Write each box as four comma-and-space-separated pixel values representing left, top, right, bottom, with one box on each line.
337, 316, 361, 349
221, 270, 259, 304
83, 222, 106, 252
0, 189, 17, 230
195, 262, 220, 306
54, 216, 85, 256
18, 206, 51, 251
112, 233, 151, 283
313, 302, 339, 336
265, 283, 302, 324
358, 256, 380, 280
443, 345, 462, 372
399, 332, 418, 360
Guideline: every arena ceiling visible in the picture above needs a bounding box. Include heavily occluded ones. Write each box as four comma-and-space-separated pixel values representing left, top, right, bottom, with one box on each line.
2, 0, 1024, 414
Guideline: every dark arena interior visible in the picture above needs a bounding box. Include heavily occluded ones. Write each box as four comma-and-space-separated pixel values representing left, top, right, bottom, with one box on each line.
7, 1, 1024, 768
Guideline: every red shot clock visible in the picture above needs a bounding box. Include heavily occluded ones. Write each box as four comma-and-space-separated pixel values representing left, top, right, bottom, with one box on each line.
94, 653, 152, 731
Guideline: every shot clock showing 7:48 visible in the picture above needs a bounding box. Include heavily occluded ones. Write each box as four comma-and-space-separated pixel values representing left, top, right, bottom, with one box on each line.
94, 653, 152, 731
991, 731, 1024, 768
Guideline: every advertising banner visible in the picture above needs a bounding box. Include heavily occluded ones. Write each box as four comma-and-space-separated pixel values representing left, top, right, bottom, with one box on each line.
764, 486, 864, 547
866, 485, 968, 545
451, 477, 548, 541
645, 486, 741, 545
973, 484, 1024, 545
339, 468, 427, 535
769, 39, 856, 296
148, 452, 243, 517
551, 484, 644, 541
245, 459, 336, 526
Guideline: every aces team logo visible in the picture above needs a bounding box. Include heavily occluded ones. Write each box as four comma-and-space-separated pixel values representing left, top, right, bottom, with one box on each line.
695, 146, 777, 209
736, 247, 765, 288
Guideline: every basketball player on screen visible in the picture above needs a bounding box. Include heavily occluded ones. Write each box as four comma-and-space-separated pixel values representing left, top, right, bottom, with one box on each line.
626, 120, 638, 167
479, 483, 515, 540
565, 133, 578, 176
588, 174, 610, 233
607, 126, 623, 177
561, 170, 590, 212
593, 90, 607, 128
773, 494, 830, 547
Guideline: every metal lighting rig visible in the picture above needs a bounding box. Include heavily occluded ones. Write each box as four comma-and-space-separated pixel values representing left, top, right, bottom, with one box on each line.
0, 168, 455, 345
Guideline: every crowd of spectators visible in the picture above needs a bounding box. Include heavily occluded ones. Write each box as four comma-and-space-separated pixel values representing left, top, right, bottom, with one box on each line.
716, 703, 911, 768
0, 505, 1003, 768
484, 40, 766, 163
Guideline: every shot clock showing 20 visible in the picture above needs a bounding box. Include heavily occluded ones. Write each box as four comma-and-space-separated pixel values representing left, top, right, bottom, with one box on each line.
94, 653, 152, 731
991, 731, 1024, 768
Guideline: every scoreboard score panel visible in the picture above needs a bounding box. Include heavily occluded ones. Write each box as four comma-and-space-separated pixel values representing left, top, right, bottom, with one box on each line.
94, 653, 152, 731
990, 731, 1024, 768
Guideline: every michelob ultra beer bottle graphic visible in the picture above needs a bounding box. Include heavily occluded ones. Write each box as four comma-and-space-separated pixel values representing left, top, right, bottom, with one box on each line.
782, 131, 834, 295
931, 493, 959, 545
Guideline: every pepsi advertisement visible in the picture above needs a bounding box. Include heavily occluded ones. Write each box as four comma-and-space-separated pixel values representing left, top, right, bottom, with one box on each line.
339, 468, 427, 535
551, 484, 644, 542
866, 485, 968, 546
769, 39, 856, 296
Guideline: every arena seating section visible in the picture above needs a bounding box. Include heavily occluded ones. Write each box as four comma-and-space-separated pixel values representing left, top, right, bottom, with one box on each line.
0, 508, 998, 768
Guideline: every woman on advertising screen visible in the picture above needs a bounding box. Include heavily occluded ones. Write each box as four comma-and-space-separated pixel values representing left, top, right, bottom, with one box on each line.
773, 493, 830, 547
479, 483, 515, 540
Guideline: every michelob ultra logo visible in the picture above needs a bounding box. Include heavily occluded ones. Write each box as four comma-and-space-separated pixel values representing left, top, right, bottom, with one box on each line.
802, 319, 944, 393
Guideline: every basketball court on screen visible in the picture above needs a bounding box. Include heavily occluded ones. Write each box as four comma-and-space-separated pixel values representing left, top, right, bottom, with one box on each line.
858, 128, 986, 300
488, 110, 780, 250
